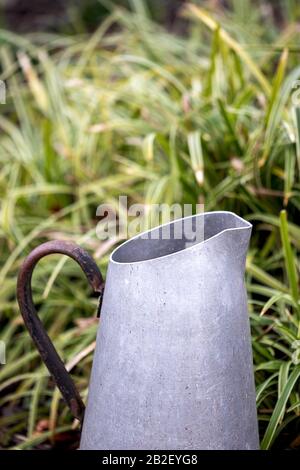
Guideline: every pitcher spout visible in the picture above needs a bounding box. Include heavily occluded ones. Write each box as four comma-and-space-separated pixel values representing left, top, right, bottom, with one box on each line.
202, 211, 252, 265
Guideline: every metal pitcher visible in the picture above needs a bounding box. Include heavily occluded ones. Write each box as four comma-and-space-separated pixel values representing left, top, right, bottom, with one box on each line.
17, 211, 259, 450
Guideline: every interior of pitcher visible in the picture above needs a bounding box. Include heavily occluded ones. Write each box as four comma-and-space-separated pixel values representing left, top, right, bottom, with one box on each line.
111, 211, 250, 264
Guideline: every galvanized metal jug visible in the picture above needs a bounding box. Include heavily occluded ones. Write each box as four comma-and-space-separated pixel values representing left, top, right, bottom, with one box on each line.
17, 211, 259, 450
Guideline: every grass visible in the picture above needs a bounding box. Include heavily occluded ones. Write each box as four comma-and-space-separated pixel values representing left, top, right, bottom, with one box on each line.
0, 1, 299, 449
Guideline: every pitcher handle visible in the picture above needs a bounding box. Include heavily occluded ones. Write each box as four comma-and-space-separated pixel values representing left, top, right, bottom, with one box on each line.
16, 241, 105, 422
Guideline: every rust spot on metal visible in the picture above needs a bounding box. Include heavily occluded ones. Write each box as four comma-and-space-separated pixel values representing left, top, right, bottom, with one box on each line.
16, 240, 105, 422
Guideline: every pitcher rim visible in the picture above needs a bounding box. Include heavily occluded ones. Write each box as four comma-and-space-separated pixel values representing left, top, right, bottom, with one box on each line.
110, 210, 252, 266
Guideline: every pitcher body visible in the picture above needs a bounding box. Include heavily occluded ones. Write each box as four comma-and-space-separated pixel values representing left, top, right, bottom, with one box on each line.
80, 211, 259, 449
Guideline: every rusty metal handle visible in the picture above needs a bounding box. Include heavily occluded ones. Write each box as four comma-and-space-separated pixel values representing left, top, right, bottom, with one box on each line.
16, 241, 105, 422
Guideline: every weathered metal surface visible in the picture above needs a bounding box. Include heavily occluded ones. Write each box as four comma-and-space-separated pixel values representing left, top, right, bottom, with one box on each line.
80, 211, 259, 449
16, 240, 104, 422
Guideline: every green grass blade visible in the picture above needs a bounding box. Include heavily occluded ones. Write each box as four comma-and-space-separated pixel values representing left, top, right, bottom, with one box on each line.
186, 4, 271, 95
261, 366, 300, 449
279, 210, 299, 307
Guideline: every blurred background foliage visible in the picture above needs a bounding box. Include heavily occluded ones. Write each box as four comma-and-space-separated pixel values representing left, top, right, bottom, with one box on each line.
0, 0, 300, 449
